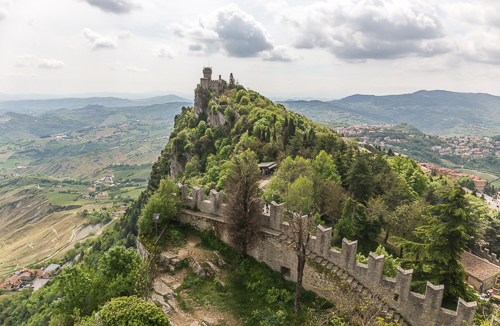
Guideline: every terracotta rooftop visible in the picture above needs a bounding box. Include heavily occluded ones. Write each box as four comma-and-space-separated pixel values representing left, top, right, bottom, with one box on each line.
461, 251, 500, 281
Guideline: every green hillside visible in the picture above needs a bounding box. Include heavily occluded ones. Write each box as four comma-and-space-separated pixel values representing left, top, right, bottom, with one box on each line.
1, 82, 497, 326
281, 90, 500, 136
0, 102, 189, 143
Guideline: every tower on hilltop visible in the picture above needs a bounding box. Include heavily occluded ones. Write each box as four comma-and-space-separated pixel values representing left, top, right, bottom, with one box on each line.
203, 67, 212, 80
199, 67, 226, 95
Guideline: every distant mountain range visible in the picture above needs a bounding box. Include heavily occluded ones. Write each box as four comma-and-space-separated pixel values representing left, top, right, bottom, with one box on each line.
0, 101, 190, 143
2, 89, 500, 137
0, 94, 192, 115
281, 90, 500, 136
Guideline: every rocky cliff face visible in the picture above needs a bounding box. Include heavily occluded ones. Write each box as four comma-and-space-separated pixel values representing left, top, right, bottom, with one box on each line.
194, 88, 205, 117
169, 153, 184, 180
194, 87, 227, 127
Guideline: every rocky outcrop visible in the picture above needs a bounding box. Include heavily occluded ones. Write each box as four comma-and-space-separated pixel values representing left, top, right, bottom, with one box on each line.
169, 153, 184, 180
151, 293, 172, 314
207, 109, 226, 127
194, 88, 228, 127
158, 251, 177, 267
189, 260, 206, 278
154, 279, 175, 300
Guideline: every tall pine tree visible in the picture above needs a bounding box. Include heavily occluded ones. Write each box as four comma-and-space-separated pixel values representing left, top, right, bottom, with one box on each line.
395, 187, 476, 303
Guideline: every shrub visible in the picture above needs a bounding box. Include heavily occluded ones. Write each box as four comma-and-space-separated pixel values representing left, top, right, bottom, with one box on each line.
99, 296, 170, 326
240, 96, 250, 105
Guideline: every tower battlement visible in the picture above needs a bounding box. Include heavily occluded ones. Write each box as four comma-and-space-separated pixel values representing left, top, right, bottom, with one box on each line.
168, 184, 477, 326
199, 67, 226, 95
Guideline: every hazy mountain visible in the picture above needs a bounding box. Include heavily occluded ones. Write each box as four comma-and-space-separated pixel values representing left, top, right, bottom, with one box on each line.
0, 94, 192, 115
0, 101, 190, 142
281, 90, 500, 136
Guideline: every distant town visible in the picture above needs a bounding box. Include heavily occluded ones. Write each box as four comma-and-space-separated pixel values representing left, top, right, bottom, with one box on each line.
0, 264, 60, 293
335, 124, 500, 158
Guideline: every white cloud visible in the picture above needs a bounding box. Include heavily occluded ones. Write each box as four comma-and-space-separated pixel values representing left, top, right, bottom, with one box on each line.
440, 0, 500, 65
0, 8, 7, 20
0, 0, 9, 21
270, 0, 449, 61
153, 46, 174, 59
117, 30, 131, 39
38, 58, 65, 69
82, 0, 140, 14
15, 54, 65, 69
15, 54, 38, 67
172, 4, 274, 58
262, 46, 300, 62
127, 66, 148, 72
81, 28, 130, 50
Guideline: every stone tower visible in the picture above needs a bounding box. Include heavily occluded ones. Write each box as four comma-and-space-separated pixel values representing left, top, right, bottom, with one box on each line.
203, 67, 212, 80
199, 67, 226, 95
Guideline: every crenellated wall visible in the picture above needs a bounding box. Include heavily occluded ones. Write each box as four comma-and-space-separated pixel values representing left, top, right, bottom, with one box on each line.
475, 245, 500, 267
167, 184, 477, 326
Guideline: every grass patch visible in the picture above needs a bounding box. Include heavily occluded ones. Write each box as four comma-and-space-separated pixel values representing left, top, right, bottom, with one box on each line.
169, 222, 331, 326
456, 168, 498, 182
44, 192, 84, 205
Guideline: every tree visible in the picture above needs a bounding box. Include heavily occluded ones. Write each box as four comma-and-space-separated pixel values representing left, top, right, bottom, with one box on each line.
357, 245, 400, 278
395, 187, 476, 303
458, 176, 475, 191
387, 156, 428, 196
138, 178, 182, 237
284, 175, 317, 314
98, 296, 170, 326
312, 150, 341, 183
334, 197, 383, 254
222, 149, 262, 256
346, 152, 372, 203
383, 201, 425, 256
98, 246, 141, 279
54, 265, 99, 323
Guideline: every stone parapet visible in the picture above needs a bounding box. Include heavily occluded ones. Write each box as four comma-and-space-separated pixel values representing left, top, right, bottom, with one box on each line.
144, 185, 477, 326
475, 245, 500, 267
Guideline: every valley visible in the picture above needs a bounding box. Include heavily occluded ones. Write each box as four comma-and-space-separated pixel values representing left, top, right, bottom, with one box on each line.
0, 99, 190, 278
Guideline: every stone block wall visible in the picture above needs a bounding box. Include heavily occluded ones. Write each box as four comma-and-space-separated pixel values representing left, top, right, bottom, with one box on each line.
149, 185, 477, 326
475, 245, 500, 267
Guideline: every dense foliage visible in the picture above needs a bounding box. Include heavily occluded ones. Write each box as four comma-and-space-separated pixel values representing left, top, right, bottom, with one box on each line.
3, 82, 500, 325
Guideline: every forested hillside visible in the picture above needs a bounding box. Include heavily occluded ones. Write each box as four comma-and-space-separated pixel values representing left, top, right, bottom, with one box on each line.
1, 83, 498, 325
281, 90, 500, 136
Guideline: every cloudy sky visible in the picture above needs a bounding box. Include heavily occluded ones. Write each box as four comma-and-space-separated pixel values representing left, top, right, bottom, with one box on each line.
1, 0, 500, 99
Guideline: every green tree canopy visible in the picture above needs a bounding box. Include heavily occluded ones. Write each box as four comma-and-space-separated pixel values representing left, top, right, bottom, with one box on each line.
312, 150, 341, 183
138, 178, 182, 237
98, 246, 141, 280
388, 156, 429, 196
458, 176, 475, 191
395, 187, 476, 303
286, 175, 315, 215
99, 296, 170, 326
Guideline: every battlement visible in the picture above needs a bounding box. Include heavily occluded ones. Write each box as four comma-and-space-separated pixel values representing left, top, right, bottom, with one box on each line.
173, 185, 477, 326
199, 67, 226, 95
476, 245, 500, 267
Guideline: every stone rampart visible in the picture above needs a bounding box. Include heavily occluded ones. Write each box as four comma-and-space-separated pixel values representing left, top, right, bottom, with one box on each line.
147, 184, 477, 326
137, 237, 150, 260
475, 245, 500, 267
